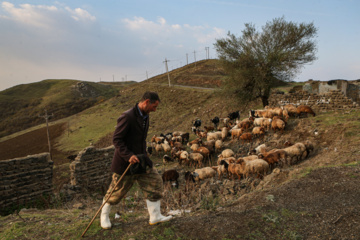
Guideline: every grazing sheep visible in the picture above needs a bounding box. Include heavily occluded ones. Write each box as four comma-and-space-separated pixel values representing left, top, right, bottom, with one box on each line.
204, 126, 215, 132
211, 116, 220, 128
212, 160, 229, 179
187, 138, 202, 146
163, 154, 174, 164
258, 152, 279, 170
237, 118, 254, 130
190, 143, 200, 152
296, 105, 316, 117
249, 109, 276, 119
155, 143, 163, 156
227, 158, 243, 180
202, 140, 216, 154
207, 131, 222, 141
180, 132, 190, 144
252, 127, 266, 139
239, 132, 253, 144
189, 152, 204, 168
193, 167, 217, 181
195, 129, 207, 139
271, 118, 286, 133
304, 140, 315, 157
228, 111, 240, 121
162, 169, 180, 188
151, 135, 164, 144
293, 142, 307, 159
193, 146, 211, 165
175, 150, 190, 165
282, 143, 305, 165
231, 128, 243, 140
221, 127, 229, 141
218, 149, 235, 160
161, 141, 171, 154
184, 171, 198, 192
253, 117, 272, 130
237, 158, 269, 179
215, 139, 223, 153
217, 156, 236, 165
192, 119, 202, 129
282, 104, 297, 117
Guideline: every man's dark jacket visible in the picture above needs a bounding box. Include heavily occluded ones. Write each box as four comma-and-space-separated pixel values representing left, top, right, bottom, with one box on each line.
111, 103, 153, 175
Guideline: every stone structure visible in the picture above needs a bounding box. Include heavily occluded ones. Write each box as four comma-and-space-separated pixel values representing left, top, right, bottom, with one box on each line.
269, 80, 360, 112
69, 146, 114, 192
0, 153, 53, 215
303, 79, 360, 104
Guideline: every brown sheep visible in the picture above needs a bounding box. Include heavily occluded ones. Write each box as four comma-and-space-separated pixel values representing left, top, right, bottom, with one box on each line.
258, 152, 279, 170
239, 132, 253, 144
193, 146, 211, 165
162, 169, 179, 188
231, 128, 244, 140
237, 118, 254, 130
271, 118, 286, 133
282, 104, 297, 117
252, 127, 266, 139
187, 138, 202, 146
296, 105, 316, 117
204, 126, 215, 132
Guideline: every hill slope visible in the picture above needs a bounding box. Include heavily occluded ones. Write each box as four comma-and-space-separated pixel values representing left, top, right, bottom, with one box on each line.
0, 60, 359, 239
0, 79, 122, 138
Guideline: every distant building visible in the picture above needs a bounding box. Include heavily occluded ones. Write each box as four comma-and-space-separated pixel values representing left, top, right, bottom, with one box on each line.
303, 79, 360, 104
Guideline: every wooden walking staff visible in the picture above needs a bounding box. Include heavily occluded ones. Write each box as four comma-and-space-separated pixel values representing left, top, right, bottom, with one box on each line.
81, 163, 132, 237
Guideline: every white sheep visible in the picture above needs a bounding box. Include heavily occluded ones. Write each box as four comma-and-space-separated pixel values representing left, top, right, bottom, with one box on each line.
207, 131, 222, 141
237, 158, 269, 179
190, 152, 204, 168
218, 148, 235, 160
215, 139, 223, 153
193, 167, 217, 181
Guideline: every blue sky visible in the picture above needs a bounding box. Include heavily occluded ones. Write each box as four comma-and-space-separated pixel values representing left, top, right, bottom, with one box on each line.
0, 0, 359, 91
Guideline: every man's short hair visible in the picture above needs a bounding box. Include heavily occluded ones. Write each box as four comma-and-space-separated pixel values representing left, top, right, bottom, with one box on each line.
141, 91, 160, 104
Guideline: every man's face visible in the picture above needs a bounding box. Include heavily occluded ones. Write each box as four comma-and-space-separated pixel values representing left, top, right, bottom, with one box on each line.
144, 100, 159, 114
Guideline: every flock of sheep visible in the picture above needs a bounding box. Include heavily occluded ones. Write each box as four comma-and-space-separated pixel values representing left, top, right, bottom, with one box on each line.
149, 104, 316, 188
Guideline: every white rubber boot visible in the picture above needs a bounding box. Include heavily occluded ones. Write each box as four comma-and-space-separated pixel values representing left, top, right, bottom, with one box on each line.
100, 200, 112, 229
146, 199, 173, 225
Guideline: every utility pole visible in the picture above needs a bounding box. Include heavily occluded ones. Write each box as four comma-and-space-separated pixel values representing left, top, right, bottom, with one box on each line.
113, 74, 115, 82
146, 71, 149, 80
163, 58, 171, 87
205, 47, 209, 59
186, 53, 189, 65
39, 109, 53, 159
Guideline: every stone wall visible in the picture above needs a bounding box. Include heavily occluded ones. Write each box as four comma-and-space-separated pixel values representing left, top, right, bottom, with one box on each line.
269, 89, 360, 113
303, 80, 360, 104
0, 153, 53, 215
69, 146, 114, 192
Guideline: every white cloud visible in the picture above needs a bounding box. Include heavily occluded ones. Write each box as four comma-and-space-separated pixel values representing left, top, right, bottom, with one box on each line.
122, 16, 225, 46
1, 2, 58, 29
65, 7, 96, 22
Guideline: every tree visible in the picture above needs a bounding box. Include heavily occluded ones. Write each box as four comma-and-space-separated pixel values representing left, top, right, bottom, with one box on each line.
214, 17, 318, 107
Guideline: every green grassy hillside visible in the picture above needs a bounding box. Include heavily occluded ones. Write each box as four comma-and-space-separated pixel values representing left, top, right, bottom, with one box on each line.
0, 79, 123, 137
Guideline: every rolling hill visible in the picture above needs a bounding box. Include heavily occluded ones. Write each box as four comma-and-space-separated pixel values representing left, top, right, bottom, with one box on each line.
1, 59, 359, 239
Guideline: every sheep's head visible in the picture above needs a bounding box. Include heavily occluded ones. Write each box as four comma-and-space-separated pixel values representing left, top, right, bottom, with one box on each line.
236, 158, 245, 165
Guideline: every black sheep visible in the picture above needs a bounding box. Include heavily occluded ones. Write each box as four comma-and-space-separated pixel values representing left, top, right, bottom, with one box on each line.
162, 169, 179, 188
228, 111, 240, 121
211, 116, 220, 128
